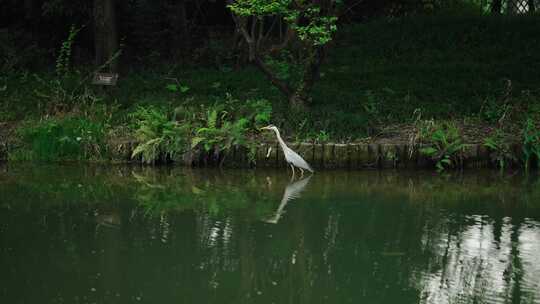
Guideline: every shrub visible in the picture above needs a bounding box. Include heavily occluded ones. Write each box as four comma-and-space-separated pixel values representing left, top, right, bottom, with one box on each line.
11, 117, 108, 161
522, 118, 540, 171
484, 129, 516, 170
129, 95, 272, 164
418, 121, 468, 171
129, 106, 190, 164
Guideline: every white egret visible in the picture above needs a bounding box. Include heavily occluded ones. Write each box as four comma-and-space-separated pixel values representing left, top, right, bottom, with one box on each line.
260, 125, 314, 178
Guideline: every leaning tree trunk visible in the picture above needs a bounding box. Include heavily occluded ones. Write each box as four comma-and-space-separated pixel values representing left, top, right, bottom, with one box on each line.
288, 47, 325, 110
94, 0, 119, 72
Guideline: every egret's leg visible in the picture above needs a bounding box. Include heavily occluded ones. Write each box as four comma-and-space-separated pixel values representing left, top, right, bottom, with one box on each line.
299, 167, 304, 179
289, 163, 295, 180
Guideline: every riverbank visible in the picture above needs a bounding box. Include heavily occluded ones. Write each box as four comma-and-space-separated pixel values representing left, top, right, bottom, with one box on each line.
0, 118, 534, 171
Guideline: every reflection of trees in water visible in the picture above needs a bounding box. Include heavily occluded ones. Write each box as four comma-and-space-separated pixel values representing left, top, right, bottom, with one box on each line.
187, 191, 540, 304
410, 216, 540, 304
3, 167, 540, 304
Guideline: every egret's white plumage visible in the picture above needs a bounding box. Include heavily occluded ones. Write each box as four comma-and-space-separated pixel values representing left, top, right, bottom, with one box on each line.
261, 125, 314, 177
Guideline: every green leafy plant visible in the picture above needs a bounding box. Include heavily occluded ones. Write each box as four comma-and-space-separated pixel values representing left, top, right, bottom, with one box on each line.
362, 90, 384, 130
191, 108, 250, 154
10, 93, 115, 161
130, 106, 189, 164
130, 95, 271, 164
315, 130, 330, 143
419, 121, 468, 172
165, 82, 190, 94
484, 129, 515, 170
245, 98, 272, 127
29, 24, 120, 117
191, 97, 268, 160
264, 51, 300, 81
522, 118, 540, 171
56, 25, 81, 77
480, 97, 512, 125
12, 117, 108, 161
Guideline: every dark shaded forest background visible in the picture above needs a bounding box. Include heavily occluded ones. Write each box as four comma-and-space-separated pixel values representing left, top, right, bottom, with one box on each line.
2, 0, 536, 70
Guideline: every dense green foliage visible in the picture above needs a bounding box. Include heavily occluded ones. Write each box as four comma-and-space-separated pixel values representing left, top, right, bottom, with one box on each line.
129, 96, 272, 164
9, 96, 116, 161
2, 11, 540, 170
129, 106, 190, 163
522, 118, 540, 170
418, 121, 468, 171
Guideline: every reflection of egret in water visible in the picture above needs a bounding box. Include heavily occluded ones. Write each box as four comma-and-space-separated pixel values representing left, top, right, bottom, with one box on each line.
264, 175, 313, 224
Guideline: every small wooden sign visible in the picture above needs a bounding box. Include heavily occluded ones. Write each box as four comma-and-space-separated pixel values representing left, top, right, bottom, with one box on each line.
92, 73, 119, 86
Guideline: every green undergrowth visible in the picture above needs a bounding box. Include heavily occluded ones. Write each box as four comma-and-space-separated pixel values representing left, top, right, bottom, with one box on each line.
417, 121, 469, 172
7, 89, 274, 163
2, 13, 540, 170
129, 94, 272, 164
9, 97, 117, 161
3, 14, 540, 131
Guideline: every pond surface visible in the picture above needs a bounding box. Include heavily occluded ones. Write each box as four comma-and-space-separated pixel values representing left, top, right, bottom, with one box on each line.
1, 164, 540, 304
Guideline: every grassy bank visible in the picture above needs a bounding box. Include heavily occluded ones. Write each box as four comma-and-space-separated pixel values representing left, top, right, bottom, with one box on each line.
1, 13, 540, 170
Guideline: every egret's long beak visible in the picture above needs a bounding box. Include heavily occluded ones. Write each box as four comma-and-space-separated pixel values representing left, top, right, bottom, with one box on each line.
260, 126, 270, 131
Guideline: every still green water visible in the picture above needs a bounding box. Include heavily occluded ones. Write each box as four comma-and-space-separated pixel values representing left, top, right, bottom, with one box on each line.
1, 164, 540, 304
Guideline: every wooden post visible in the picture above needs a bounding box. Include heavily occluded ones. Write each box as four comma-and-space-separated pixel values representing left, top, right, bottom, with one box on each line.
94, 0, 119, 72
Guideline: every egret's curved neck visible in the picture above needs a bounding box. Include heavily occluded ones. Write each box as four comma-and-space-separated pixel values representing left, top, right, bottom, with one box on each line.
273, 128, 288, 150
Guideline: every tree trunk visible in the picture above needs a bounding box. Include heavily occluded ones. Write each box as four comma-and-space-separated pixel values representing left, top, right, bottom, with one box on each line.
288, 47, 325, 110
94, 0, 104, 67
254, 55, 293, 97
104, 0, 119, 71
94, 0, 119, 72
173, 0, 189, 56
491, 0, 502, 13
229, 2, 329, 110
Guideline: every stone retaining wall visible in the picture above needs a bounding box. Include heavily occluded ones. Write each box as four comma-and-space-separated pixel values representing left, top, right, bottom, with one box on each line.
0, 137, 524, 169
183, 142, 520, 169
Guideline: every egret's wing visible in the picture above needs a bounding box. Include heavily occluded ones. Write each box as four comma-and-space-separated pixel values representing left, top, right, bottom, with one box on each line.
285, 148, 314, 172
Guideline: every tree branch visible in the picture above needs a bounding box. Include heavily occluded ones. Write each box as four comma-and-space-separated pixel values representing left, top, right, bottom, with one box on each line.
269, 27, 294, 54
338, 0, 365, 17
290, 46, 325, 107
262, 16, 278, 43
254, 56, 292, 97
250, 16, 257, 40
